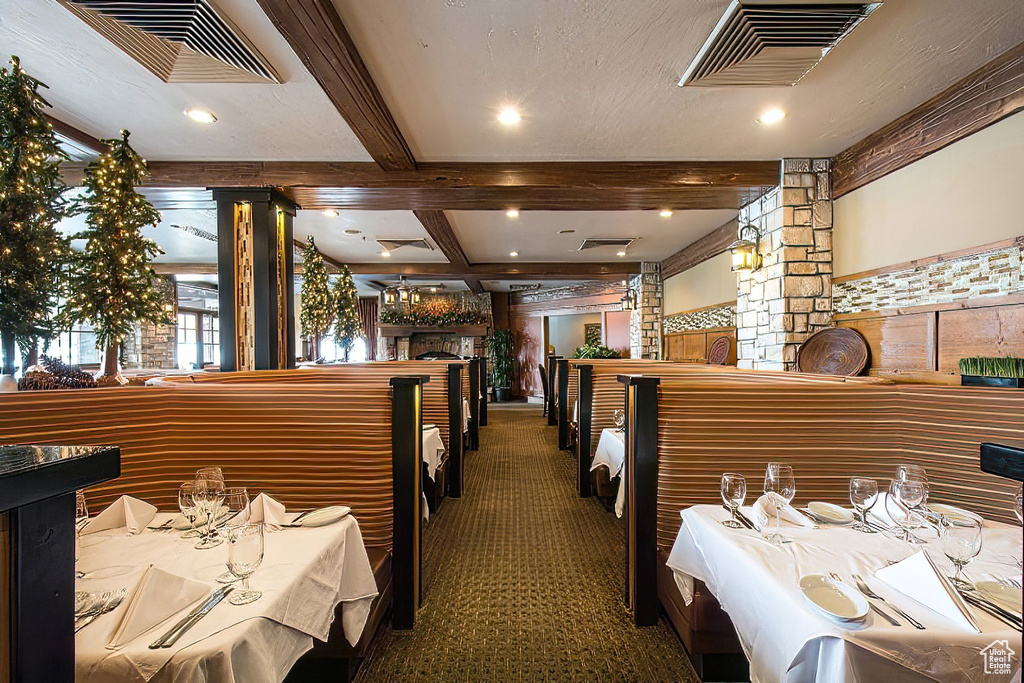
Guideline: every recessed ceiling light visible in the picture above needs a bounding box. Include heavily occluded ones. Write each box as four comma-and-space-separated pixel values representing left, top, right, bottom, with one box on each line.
380, 250, 391, 258
498, 107, 521, 125
184, 109, 217, 124
659, 209, 673, 218
323, 209, 339, 217
506, 208, 519, 218
509, 250, 519, 257
757, 108, 786, 125
344, 228, 361, 235
616, 250, 627, 257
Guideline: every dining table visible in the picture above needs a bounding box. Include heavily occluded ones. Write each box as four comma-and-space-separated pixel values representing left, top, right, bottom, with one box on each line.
590, 428, 626, 517
75, 510, 379, 683
667, 504, 1023, 682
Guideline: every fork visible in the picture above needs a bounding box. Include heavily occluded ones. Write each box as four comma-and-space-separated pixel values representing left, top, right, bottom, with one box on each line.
852, 574, 925, 629
830, 572, 900, 626
75, 589, 127, 632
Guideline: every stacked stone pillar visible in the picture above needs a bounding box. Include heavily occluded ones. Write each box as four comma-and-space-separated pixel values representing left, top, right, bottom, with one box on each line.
629, 262, 663, 360
736, 158, 833, 370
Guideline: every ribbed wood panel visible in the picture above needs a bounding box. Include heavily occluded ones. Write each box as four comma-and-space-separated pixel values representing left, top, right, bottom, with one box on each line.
0, 382, 396, 549
655, 382, 1024, 550
567, 369, 579, 423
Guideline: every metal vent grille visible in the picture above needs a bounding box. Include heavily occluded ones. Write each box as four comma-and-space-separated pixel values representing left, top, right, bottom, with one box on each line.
680, 2, 880, 87
58, 0, 280, 83
377, 239, 434, 252
578, 238, 636, 251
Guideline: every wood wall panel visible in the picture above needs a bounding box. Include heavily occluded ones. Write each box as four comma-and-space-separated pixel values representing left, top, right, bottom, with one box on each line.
937, 305, 1024, 372
682, 334, 707, 362
0, 383, 397, 549
838, 312, 936, 372
664, 330, 737, 364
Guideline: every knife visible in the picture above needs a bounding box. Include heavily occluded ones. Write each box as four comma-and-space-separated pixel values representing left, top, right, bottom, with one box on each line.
149, 586, 231, 649
721, 505, 755, 530
159, 586, 235, 648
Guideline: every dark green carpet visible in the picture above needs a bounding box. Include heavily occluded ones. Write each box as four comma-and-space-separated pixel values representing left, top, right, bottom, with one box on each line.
355, 403, 697, 682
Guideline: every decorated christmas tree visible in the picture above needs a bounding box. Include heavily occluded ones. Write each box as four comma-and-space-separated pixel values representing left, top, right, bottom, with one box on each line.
0, 56, 72, 378
63, 129, 172, 382
331, 265, 363, 361
299, 235, 334, 360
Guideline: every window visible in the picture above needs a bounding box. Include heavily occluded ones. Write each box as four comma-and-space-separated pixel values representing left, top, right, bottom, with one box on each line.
321, 334, 368, 363
177, 312, 199, 370
202, 315, 219, 367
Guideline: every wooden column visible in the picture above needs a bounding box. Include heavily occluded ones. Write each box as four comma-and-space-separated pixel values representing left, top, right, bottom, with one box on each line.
213, 188, 297, 372
557, 359, 570, 450
467, 358, 480, 451
446, 363, 464, 498
617, 374, 660, 627
546, 355, 561, 426
576, 364, 594, 498
390, 376, 427, 629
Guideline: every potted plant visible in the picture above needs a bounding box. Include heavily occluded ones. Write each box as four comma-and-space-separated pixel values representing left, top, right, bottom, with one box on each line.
959, 357, 1024, 388
486, 329, 514, 402
573, 344, 621, 359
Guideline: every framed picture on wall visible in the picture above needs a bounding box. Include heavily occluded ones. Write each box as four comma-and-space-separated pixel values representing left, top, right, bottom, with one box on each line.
584, 322, 601, 346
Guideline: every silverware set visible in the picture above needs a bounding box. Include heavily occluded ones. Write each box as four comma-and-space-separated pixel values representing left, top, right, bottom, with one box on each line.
281, 508, 316, 528
951, 580, 1022, 631
828, 572, 902, 626
851, 574, 926, 630
149, 586, 235, 649
75, 589, 127, 632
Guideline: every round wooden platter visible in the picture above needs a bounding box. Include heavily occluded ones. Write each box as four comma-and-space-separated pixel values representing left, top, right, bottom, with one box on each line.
707, 336, 731, 365
796, 328, 869, 376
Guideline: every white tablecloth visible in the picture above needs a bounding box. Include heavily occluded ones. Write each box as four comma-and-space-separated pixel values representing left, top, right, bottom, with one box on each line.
76, 512, 379, 683
462, 398, 471, 433
590, 428, 626, 517
422, 426, 445, 480
667, 505, 1023, 683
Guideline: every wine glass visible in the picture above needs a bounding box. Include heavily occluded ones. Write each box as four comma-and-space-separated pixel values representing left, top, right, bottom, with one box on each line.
613, 409, 625, 432
896, 464, 931, 513
196, 467, 226, 490
849, 477, 878, 533
75, 491, 89, 577
886, 479, 926, 545
178, 483, 200, 538
228, 523, 265, 605
193, 486, 225, 550
940, 515, 982, 589
720, 473, 746, 529
216, 488, 251, 583
764, 463, 796, 545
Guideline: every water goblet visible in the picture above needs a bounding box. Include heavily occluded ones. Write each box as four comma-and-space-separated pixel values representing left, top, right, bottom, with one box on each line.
720, 473, 746, 529
849, 477, 878, 533
764, 463, 796, 545
216, 488, 251, 583
228, 523, 265, 605
193, 488, 225, 550
196, 467, 226, 490
178, 483, 201, 538
939, 515, 982, 589
896, 463, 931, 514
887, 479, 926, 545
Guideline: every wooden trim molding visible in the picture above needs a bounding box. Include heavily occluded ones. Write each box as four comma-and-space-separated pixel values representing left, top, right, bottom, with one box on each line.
663, 300, 737, 320
833, 236, 1024, 284
661, 218, 738, 279
831, 293, 1024, 321
833, 42, 1024, 198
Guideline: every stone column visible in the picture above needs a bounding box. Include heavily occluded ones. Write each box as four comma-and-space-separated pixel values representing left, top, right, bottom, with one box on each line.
629, 262, 663, 360
736, 158, 832, 370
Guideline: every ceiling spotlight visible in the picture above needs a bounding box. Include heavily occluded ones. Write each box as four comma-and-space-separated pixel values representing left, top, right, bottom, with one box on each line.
322, 209, 339, 217
659, 209, 673, 218
616, 250, 627, 257
506, 208, 519, 218
184, 109, 217, 124
498, 107, 521, 125
509, 250, 519, 257
757, 108, 786, 125
380, 250, 391, 258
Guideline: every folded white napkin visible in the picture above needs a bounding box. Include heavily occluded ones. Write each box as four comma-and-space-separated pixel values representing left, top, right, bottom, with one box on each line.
81, 496, 157, 536
106, 564, 210, 649
866, 491, 896, 527
750, 492, 815, 531
246, 492, 287, 529
875, 550, 979, 632
298, 505, 351, 527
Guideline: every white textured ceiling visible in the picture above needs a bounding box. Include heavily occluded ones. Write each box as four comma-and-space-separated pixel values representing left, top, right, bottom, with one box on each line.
58, 207, 219, 263
336, 0, 1024, 161
450, 210, 736, 262
294, 210, 445, 263
483, 280, 584, 292
0, 0, 371, 161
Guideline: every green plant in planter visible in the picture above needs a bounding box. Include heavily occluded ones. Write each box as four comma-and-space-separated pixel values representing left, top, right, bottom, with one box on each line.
486, 329, 514, 400
573, 344, 621, 359
958, 357, 1024, 378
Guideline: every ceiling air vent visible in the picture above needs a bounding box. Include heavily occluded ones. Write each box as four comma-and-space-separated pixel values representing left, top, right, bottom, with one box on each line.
679, 1, 880, 87
57, 0, 280, 83
578, 238, 636, 251
377, 239, 434, 252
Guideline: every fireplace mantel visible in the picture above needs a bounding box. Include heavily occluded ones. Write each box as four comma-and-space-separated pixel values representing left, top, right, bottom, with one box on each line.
378, 324, 489, 337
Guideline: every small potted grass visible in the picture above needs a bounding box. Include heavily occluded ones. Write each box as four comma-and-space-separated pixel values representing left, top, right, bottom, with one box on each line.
958, 356, 1024, 388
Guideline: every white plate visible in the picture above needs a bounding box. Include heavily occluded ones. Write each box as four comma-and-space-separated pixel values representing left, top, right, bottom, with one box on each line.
807, 502, 855, 525
930, 503, 982, 526
800, 574, 869, 621
975, 580, 1023, 614
297, 505, 351, 527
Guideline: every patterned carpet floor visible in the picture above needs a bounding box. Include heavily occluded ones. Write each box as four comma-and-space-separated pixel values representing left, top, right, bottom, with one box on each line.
355, 403, 698, 682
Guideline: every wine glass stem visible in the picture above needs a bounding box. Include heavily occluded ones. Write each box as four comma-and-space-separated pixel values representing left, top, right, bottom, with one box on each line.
242, 575, 250, 591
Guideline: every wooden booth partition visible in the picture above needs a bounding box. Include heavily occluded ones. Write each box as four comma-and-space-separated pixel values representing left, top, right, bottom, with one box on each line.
663, 328, 737, 365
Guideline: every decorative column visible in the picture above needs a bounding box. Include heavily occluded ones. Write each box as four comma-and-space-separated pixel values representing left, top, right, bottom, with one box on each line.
213, 188, 297, 372
736, 159, 832, 370
629, 262, 663, 360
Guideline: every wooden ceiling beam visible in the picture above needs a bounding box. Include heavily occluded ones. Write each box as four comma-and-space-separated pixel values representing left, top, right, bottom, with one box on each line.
256, 0, 416, 170
153, 262, 637, 279
413, 210, 469, 267
661, 218, 737, 279
463, 277, 486, 293
833, 42, 1024, 198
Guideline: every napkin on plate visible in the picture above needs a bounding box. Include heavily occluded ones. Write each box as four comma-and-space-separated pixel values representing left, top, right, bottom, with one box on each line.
106, 564, 210, 649
875, 550, 979, 632
81, 496, 157, 536
246, 492, 287, 529
750, 492, 815, 531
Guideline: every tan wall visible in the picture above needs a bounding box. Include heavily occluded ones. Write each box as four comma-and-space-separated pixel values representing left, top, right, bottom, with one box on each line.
548, 312, 602, 357
602, 310, 631, 353
663, 251, 735, 315
833, 112, 1024, 278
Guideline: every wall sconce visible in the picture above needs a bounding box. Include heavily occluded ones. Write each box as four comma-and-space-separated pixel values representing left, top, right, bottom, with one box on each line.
729, 224, 763, 272
410, 288, 422, 305
397, 276, 411, 303
621, 287, 638, 311
383, 288, 397, 305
